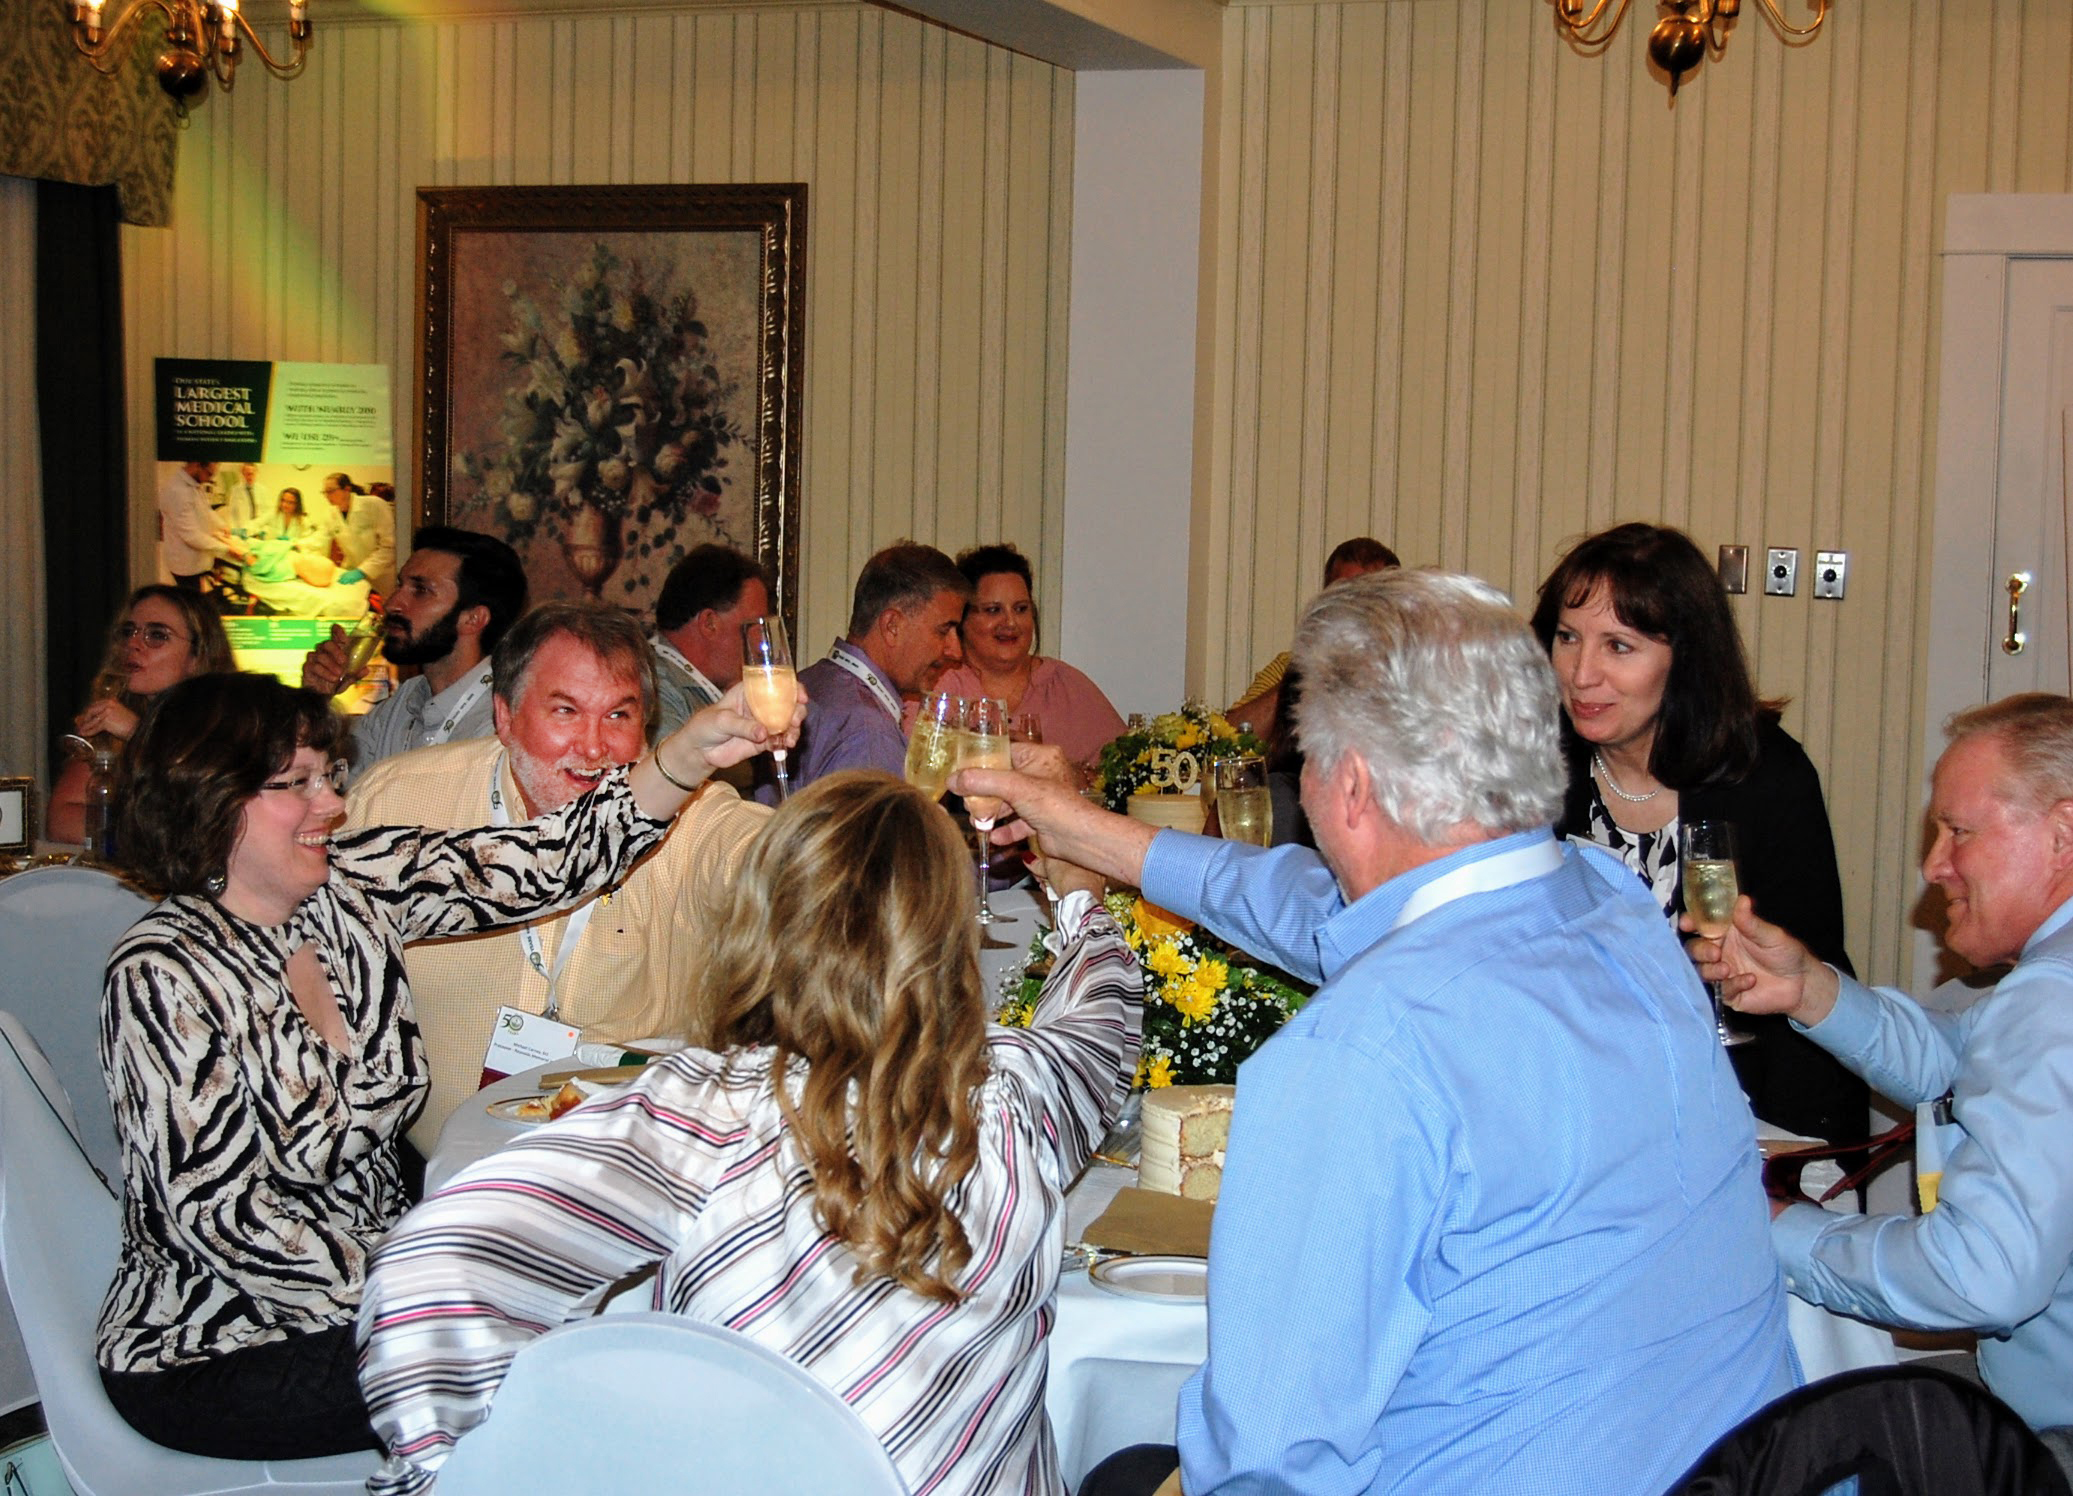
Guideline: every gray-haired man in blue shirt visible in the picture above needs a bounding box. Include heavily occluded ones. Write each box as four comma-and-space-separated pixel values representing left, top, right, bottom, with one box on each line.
963, 567, 1797, 1496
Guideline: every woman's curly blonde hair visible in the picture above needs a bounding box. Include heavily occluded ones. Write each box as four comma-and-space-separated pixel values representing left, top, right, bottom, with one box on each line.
702, 771, 992, 1303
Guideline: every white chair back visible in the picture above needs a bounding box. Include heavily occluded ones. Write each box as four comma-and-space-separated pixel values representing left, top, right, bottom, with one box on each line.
0, 864, 155, 1185
434, 1311, 908, 1495
0, 1012, 374, 1495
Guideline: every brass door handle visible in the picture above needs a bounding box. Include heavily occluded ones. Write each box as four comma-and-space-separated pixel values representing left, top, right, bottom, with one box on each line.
2005, 571, 2032, 655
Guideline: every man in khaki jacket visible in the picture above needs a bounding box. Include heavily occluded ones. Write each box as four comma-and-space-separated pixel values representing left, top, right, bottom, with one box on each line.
347, 599, 771, 1152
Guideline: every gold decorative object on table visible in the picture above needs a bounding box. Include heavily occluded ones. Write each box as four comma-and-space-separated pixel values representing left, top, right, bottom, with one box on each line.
1548, 0, 1828, 98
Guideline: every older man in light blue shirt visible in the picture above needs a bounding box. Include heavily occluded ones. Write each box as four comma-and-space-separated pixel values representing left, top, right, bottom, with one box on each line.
1709, 692, 2073, 1455
964, 569, 1797, 1496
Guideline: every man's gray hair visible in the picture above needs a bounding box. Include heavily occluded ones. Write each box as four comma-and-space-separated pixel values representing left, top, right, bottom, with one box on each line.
846, 542, 970, 638
492, 600, 658, 731
1946, 693, 2073, 812
1292, 568, 1565, 843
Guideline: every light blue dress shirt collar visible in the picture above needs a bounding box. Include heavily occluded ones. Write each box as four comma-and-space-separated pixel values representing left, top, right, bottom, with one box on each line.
1315, 827, 1564, 980
2022, 889, 2073, 956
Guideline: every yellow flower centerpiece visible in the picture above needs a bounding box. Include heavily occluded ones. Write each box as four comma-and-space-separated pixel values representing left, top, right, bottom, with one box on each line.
1093, 702, 1264, 833
995, 894, 1310, 1087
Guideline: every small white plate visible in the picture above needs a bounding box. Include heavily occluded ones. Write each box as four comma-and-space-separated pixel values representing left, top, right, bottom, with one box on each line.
1088, 1254, 1208, 1303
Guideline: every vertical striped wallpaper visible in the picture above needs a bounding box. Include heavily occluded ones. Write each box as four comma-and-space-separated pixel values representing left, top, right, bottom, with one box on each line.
1199, 0, 2073, 985
118, 3, 1074, 651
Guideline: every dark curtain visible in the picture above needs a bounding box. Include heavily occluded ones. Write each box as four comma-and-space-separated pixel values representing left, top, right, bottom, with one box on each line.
35, 180, 129, 764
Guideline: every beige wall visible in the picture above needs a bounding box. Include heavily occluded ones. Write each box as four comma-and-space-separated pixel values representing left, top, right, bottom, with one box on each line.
119, 2, 1074, 649
1194, 0, 2073, 985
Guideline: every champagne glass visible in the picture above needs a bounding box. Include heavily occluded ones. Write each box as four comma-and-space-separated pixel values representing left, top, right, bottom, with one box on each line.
1682, 819, 1752, 1046
1008, 712, 1043, 745
958, 697, 1012, 924
741, 616, 798, 801
1214, 754, 1273, 847
905, 691, 964, 801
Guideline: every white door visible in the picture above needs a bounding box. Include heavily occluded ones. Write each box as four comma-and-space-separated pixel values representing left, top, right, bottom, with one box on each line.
1925, 197, 2073, 990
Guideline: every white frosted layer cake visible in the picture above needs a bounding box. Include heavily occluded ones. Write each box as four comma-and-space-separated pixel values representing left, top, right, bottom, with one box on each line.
1138, 1084, 1235, 1201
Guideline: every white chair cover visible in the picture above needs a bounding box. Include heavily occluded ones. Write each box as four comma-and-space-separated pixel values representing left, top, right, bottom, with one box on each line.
435, 1311, 908, 1495
0, 1011, 375, 1494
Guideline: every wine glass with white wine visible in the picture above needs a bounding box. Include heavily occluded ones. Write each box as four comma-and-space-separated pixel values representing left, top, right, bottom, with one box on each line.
958, 697, 1012, 924
1213, 754, 1272, 847
741, 616, 798, 801
1681, 819, 1752, 1046
905, 691, 964, 802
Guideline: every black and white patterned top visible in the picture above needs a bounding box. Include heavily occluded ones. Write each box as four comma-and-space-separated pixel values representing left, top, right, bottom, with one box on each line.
1582, 781, 1681, 916
97, 770, 669, 1374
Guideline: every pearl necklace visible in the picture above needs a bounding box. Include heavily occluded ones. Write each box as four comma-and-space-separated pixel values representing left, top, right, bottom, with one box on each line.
1593, 750, 1663, 804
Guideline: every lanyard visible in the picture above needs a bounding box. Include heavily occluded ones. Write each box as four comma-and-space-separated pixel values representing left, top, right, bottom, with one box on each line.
1391, 837, 1566, 932
825, 642, 904, 723
650, 634, 721, 705
420, 667, 494, 748
488, 752, 599, 1022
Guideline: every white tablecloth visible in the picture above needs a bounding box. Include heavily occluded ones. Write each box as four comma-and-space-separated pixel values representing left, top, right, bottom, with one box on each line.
1042, 1166, 1899, 1492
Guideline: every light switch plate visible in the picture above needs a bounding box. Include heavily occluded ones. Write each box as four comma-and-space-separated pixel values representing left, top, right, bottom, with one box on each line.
1718, 545, 1749, 595
1814, 551, 1847, 600
1765, 548, 1799, 597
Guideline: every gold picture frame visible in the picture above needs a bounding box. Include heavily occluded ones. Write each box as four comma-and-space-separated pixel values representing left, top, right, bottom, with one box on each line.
416, 183, 806, 629
0, 776, 35, 855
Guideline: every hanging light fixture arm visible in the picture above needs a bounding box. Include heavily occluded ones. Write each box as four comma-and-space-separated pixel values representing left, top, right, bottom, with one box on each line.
1550, 0, 1637, 52
1749, 0, 1829, 43
67, 0, 175, 76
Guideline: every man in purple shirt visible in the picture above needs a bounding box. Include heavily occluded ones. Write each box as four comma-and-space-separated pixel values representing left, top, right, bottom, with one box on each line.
766, 542, 968, 801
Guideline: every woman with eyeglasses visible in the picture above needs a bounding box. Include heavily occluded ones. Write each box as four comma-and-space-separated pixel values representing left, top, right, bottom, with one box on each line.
47, 585, 235, 844
96, 670, 801, 1461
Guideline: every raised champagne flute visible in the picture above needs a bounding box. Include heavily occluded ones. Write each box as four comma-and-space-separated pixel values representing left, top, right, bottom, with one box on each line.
1682, 819, 1752, 1046
958, 697, 1012, 924
1213, 754, 1273, 847
905, 691, 963, 802
741, 616, 798, 801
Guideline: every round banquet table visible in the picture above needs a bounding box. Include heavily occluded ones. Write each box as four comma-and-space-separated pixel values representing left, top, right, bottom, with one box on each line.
424, 878, 1900, 1491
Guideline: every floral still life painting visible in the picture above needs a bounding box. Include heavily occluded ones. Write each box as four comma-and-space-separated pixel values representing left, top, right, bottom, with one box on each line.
418, 185, 804, 621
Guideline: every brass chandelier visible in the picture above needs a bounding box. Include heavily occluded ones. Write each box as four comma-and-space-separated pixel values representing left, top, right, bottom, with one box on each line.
67, 0, 312, 108
1551, 0, 1829, 98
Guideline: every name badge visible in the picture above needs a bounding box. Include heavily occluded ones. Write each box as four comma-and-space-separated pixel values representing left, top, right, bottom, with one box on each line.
480, 1004, 582, 1090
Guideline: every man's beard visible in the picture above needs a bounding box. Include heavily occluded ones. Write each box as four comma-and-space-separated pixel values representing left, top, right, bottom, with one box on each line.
384, 601, 462, 666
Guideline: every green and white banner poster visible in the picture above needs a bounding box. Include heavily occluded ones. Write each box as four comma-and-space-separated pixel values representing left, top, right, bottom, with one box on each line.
155, 359, 392, 464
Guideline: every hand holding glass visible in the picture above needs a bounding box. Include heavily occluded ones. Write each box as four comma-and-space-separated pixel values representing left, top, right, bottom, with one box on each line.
1682, 820, 1752, 1046
959, 698, 1011, 924
741, 617, 798, 801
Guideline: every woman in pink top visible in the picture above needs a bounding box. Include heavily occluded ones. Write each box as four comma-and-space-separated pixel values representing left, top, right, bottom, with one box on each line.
934, 544, 1127, 771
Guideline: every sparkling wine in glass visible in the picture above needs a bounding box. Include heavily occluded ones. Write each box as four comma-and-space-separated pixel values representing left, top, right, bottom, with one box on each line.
1214, 754, 1273, 847
959, 697, 1012, 924
741, 616, 798, 801
1682, 819, 1752, 1046
905, 691, 963, 801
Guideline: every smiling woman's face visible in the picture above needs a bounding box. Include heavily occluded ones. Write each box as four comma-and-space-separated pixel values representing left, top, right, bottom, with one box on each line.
1547, 589, 1672, 759
961, 571, 1035, 673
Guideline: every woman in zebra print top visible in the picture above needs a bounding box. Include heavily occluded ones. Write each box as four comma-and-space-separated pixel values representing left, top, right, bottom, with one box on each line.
97, 671, 801, 1461
358, 769, 1142, 1496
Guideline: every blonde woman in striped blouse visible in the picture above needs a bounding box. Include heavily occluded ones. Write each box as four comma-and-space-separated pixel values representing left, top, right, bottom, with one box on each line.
359, 769, 1141, 1496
